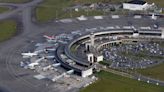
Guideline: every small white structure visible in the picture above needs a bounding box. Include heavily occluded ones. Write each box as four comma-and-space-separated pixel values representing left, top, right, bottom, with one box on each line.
111, 15, 119, 19
90, 33, 95, 47
94, 16, 103, 19
133, 32, 139, 37
77, 15, 87, 21
94, 55, 103, 62
75, 8, 79, 12
87, 53, 94, 63
161, 28, 164, 38
123, 0, 149, 11
151, 13, 157, 20
81, 68, 93, 77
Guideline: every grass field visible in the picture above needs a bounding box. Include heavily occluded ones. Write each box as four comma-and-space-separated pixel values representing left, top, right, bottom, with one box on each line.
99, 61, 112, 66
159, 42, 164, 48
145, 0, 164, 7
80, 71, 164, 92
0, 0, 32, 3
0, 7, 10, 13
137, 63, 164, 81
36, 0, 128, 22
36, 0, 163, 22
0, 20, 17, 42
72, 0, 127, 4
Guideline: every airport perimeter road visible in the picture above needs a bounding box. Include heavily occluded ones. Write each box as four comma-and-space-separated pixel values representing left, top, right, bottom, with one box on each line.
0, 0, 163, 92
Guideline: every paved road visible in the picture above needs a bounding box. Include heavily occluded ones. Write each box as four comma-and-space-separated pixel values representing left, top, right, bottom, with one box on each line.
0, 0, 163, 92
0, 0, 43, 20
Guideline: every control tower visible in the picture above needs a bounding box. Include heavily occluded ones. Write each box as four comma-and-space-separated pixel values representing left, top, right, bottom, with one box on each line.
90, 32, 95, 47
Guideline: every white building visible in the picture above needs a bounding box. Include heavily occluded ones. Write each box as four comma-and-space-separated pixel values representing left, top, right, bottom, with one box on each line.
123, 0, 149, 11
82, 68, 93, 77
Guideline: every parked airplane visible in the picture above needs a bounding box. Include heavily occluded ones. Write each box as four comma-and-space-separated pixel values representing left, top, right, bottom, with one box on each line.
45, 55, 55, 59
43, 35, 55, 40
25, 57, 44, 69
21, 52, 37, 58
44, 48, 56, 52
66, 70, 74, 74
44, 35, 57, 42
52, 63, 61, 67
27, 62, 39, 69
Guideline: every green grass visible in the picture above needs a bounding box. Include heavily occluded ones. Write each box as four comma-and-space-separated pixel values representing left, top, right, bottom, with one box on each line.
0, 0, 32, 3
0, 20, 17, 42
81, 71, 164, 92
0, 7, 10, 13
36, 0, 129, 22
159, 42, 164, 48
72, 0, 127, 4
99, 61, 111, 66
36, 0, 72, 22
36, 0, 163, 22
145, 0, 164, 7
137, 63, 164, 81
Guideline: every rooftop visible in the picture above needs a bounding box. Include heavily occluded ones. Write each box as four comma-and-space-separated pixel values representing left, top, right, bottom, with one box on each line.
126, 0, 146, 5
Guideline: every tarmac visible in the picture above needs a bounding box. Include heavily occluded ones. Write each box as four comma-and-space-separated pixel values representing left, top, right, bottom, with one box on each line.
0, 0, 163, 92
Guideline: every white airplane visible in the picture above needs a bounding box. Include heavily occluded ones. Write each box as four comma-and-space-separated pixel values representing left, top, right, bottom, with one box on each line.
151, 13, 157, 20
35, 57, 45, 63
44, 48, 56, 52
43, 35, 55, 40
52, 63, 61, 67
44, 35, 57, 42
34, 49, 45, 54
27, 62, 39, 69
20, 61, 25, 67
66, 70, 74, 74
21, 52, 37, 58
45, 55, 55, 59
42, 65, 52, 71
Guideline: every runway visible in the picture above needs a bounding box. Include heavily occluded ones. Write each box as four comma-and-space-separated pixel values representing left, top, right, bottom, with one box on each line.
0, 0, 163, 92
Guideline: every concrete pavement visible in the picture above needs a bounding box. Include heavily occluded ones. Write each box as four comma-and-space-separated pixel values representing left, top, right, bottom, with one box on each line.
0, 0, 163, 92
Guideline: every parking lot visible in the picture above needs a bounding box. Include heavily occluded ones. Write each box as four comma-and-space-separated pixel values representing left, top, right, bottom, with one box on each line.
103, 40, 164, 69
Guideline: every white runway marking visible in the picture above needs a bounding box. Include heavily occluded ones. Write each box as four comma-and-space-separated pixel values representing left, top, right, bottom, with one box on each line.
134, 15, 142, 19
111, 15, 119, 19
77, 16, 87, 21
60, 19, 73, 23
140, 27, 151, 30
123, 26, 132, 29
93, 16, 103, 19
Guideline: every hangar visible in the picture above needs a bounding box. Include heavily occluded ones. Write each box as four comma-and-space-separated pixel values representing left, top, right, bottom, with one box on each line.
123, 0, 149, 10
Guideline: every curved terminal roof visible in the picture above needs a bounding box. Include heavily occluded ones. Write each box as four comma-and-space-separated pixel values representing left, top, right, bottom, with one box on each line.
56, 28, 162, 72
